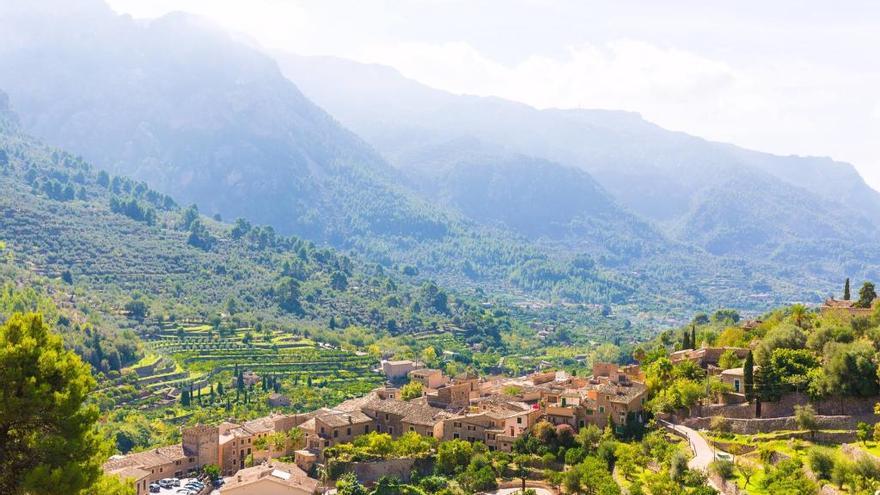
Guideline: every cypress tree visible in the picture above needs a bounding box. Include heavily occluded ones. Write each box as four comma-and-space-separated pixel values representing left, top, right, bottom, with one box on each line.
691, 325, 697, 349
682, 329, 689, 350
744, 351, 754, 402
180, 389, 191, 406
844, 278, 851, 300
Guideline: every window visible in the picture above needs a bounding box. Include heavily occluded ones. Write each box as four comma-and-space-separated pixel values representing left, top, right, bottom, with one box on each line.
385, 414, 389, 420
734, 379, 741, 393
333, 429, 338, 438
410, 426, 414, 432
453, 433, 460, 439
599, 406, 605, 414
364, 425, 370, 433
388, 427, 394, 435
320, 427, 325, 434
247, 448, 251, 455
347, 427, 351, 435
579, 420, 585, 428
517, 417, 522, 424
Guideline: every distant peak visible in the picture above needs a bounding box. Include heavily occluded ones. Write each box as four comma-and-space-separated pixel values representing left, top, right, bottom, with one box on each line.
0, 90, 20, 132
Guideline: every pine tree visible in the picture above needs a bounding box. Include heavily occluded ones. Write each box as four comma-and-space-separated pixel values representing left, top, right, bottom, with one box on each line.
743, 351, 754, 402
857, 281, 877, 308
844, 278, 851, 300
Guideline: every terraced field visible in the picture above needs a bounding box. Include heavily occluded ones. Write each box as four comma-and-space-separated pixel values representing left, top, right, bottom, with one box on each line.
108, 321, 384, 410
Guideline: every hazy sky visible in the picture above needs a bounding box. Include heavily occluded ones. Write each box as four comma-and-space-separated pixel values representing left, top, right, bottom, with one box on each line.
106, 0, 880, 190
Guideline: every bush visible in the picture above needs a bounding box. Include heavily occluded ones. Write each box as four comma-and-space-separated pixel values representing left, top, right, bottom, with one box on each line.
710, 460, 735, 480
710, 416, 730, 434
807, 448, 833, 480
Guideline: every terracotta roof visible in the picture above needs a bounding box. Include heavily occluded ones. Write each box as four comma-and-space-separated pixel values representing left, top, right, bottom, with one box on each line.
363, 398, 449, 426
410, 368, 442, 377
315, 409, 372, 428
103, 445, 187, 472
223, 461, 318, 493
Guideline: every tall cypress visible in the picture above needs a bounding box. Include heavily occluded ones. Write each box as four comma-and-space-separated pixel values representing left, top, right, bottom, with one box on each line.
844, 278, 851, 300
682, 329, 690, 350
691, 325, 697, 349
744, 351, 754, 402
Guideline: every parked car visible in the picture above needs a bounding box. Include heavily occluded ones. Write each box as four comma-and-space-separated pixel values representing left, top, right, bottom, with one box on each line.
148, 483, 161, 493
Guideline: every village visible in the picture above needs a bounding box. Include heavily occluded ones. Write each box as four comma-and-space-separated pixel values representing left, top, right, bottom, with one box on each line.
103, 295, 880, 495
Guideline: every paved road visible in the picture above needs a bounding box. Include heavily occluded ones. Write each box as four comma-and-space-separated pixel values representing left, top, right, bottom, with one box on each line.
485, 489, 554, 495
658, 420, 728, 471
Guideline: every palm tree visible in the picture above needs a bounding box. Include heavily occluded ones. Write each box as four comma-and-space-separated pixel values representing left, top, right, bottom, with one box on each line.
287, 427, 305, 451
789, 304, 808, 328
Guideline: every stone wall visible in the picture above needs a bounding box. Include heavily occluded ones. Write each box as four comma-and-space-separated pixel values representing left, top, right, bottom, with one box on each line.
347, 458, 432, 484
685, 415, 863, 435
760, 393, 878, 418
695, 393, 880, 420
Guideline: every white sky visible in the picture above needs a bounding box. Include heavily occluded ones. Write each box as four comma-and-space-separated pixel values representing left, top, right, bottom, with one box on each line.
106, 0, 880, 191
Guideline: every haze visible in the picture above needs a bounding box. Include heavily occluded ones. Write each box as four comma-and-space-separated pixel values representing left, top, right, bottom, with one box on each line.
106, 0, 880, 191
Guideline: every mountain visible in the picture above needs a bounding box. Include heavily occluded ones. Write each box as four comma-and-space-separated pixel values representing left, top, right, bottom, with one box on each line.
0, 90, 511, 352
274, 54, 880, 243
0, 0, 672, 310
0, 0, 448, 244
273, 53, 880, 292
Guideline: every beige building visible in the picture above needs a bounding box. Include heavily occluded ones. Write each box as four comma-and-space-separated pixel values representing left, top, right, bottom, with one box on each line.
821, 298, 878, 317
408, 368, 447, 389
382, 360, 421, 380
221, 461, 318, 495
442, 397, 540, 451
361, 398, 448, 438
102, 445, 198, 495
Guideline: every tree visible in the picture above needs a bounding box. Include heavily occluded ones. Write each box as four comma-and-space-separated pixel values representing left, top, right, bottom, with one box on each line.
0, 313, 105, 495
435, 439, 473, 475
857, 422, 871, 446
123, 298, 147, 320
857, 281, 877, 308
399, 381, 423, 401
203, 464, 221, 482
513, 454, 530, 492
807, 448, 833, 480
336, 472, 368, 495
274, 276, 302, 314
576, 424, 602, 453
794, 404, 819, 439
563, 456, 620, 495
844, 278, 851, 300
717, 349, 742, 370
180, 388, 191, 406
737, 459, 756, 487
421, 346, 438, 365
691, 325, 697, 349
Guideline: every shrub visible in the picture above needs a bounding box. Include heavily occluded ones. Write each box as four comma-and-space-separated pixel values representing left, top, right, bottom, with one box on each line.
710, 415, 730, 434
807, 448, 833, 480
710, 460, 735, 480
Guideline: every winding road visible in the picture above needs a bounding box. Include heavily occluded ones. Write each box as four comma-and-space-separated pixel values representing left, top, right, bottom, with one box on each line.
661, 421, 720, 470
